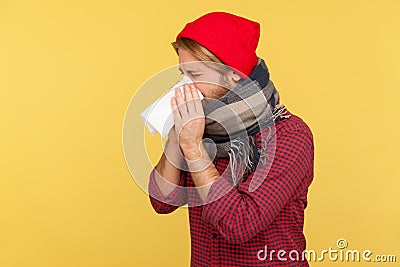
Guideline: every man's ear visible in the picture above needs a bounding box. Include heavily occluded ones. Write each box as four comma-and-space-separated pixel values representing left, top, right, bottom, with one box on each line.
230, 70, 242, 83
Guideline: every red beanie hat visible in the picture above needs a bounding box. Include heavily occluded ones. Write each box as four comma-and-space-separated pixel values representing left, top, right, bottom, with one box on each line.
176, 12, 260, 78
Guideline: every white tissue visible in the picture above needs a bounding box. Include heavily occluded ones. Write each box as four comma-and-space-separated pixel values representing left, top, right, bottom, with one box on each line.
140, 76, 204, 137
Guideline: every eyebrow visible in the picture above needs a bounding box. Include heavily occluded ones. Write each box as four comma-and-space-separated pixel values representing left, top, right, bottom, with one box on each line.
179, 66, 200, 73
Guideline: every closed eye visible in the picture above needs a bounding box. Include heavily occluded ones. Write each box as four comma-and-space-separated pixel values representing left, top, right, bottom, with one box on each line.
178, 67, 201, 78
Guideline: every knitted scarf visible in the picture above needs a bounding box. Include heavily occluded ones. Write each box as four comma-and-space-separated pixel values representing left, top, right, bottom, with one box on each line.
202, 58, 291, 187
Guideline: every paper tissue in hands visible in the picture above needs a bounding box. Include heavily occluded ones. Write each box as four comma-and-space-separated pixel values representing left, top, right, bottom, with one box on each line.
140, 75, 204, 138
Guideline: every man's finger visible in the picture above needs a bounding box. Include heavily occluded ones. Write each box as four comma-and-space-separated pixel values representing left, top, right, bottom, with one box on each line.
191, 84, 204, 115
175, 87, 188, 118
185, 84, 196, 115
171, 96, 181, 121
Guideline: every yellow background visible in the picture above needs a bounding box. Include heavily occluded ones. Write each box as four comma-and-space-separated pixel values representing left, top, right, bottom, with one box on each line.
1, 0, 399, 266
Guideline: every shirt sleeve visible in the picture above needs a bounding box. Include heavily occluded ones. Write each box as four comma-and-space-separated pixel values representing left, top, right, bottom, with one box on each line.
148, 168, 188, 214
201, 128, 314, 244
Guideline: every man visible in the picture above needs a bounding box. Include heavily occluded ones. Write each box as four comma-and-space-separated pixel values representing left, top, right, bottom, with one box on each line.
148, 12, 314, 266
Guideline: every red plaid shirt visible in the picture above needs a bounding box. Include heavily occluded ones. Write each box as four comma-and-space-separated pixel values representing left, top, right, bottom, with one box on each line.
148, 110, 314, 266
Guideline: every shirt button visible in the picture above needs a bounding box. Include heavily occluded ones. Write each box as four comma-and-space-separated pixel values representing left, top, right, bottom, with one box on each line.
212, 233, 218, 238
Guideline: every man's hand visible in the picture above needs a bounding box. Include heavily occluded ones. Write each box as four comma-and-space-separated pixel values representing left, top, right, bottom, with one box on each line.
170, 83, 220, 203
163, 127, 186, 169
171, 83, 205, 161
